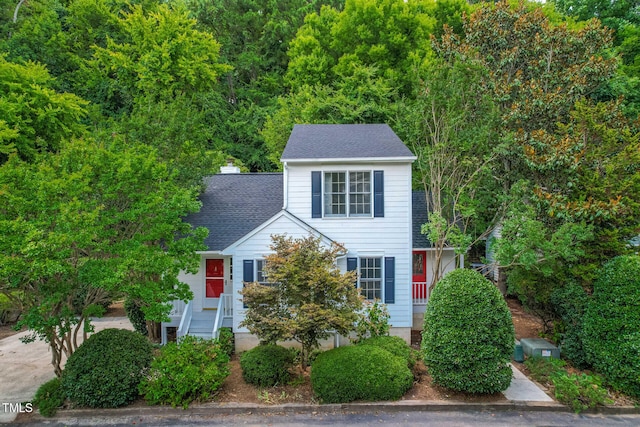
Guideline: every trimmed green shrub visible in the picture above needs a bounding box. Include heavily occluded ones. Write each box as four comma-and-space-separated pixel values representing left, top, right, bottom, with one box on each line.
32, 377, 64, 417
124, 298, 148, 336
358, 335, 417, 369
139, 336, 230, 408
422, 269, 515, 393
61, 328, 153, 408
240, 344, 294, 387
217, 327, 234, 358
311, 345, 413, 403
550, 283, 590, 368
583, 255, 640, 397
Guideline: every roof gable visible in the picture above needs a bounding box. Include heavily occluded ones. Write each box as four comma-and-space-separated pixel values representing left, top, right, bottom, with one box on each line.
186, 173, 283, 251
281, 124, 415, 161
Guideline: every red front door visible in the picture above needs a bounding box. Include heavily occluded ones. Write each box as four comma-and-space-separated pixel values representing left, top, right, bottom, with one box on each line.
205, 259, 224, 298
412, 251, 427, 300
412, 251, 426, 283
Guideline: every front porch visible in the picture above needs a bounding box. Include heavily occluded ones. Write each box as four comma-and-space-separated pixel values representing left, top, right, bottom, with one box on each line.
161, 294, 233, 344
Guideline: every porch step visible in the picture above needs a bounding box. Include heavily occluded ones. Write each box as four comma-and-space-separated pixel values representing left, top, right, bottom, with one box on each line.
189, 331, 213, 339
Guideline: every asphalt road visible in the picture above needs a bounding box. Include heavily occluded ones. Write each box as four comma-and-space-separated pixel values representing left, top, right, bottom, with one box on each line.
16, 409, 640, 427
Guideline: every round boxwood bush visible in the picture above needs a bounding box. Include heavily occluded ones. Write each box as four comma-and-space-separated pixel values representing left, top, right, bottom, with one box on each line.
583, 255, 640, 397
422, 269, 515, 394
311, 345, 413, 403
358, 335, 417, 369
240, 344, 294, 387
61, 328, 153, 408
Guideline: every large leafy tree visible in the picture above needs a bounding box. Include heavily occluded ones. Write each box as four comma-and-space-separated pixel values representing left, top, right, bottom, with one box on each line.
0, 56, 88, 163
240, 235, 362, 369
401, 59, 500, 285
264, 0, 436, 164
184, 0, 344, 171
435, 1, 616, 187
286, 0, 434, 93
88, 3, 230, 115
0, 139, 207, 376
523, 100, 640, 279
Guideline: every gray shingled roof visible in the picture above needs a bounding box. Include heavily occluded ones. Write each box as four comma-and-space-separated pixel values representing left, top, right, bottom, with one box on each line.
187, 173, 283, 251
412, 191, 433, 248
281, 124, 415, 160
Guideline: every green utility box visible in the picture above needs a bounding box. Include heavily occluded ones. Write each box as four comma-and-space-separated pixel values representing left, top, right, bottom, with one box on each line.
513, 341, 524, 363
520, 338, 560, 359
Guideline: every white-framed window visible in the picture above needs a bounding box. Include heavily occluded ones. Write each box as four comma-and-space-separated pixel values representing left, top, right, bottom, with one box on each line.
324, 171, 371, 217
359, 257, 382, 300
256, 259, 269, 285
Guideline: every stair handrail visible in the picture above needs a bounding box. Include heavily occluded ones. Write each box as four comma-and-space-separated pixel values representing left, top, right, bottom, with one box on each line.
211, 294, 225, 339
176, 299, 193, 339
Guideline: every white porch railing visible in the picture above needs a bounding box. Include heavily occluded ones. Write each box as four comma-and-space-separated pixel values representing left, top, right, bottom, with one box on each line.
413, 282, 432, 305
212, 293, 233, 339
169, 299, 186, 317
176, 300, 193, 339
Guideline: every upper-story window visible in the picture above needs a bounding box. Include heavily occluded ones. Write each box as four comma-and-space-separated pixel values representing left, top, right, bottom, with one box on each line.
312, 170, 383, 219
324, 171, 371, 217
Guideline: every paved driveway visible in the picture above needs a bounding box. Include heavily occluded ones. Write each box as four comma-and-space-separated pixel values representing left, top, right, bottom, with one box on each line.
0, 317, 132, 423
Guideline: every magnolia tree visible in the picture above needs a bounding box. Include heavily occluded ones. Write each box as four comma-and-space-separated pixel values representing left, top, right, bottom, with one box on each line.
240, 235, 363, 369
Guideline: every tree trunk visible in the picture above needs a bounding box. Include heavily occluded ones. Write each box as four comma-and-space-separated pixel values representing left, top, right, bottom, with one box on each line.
146, 320, 161, 343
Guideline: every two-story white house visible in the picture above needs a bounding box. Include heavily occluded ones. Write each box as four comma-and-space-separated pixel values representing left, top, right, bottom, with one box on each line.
162, 124, 461, 350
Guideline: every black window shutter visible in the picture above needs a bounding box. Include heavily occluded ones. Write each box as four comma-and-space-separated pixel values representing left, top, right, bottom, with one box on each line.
347, 257, 358, 288
242, 259, 254, 308
374, 170, 384, 217
384, 257, 395, 304
311, 171, 322, 218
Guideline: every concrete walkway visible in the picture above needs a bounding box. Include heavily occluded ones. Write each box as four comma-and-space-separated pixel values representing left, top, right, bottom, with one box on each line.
0, 319, 554, 424
504, 363, 553, 402
0, 317, 133, 423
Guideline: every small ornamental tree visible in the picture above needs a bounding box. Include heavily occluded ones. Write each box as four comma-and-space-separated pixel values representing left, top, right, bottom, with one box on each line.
422, 268, 515, 394
240, 234, 362, 369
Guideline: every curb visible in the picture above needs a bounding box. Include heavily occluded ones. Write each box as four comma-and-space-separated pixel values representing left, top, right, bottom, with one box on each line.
15, 400, 639, 424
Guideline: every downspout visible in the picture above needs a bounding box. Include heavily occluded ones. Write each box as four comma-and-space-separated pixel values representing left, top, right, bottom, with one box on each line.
282, 162, 288, 210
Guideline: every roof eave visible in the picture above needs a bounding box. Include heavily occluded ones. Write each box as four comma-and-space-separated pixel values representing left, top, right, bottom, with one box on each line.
280, 156, 417, 164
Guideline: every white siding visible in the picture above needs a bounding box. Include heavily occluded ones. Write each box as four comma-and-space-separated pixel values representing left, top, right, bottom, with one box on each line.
230, 214, 322, 331
282, 162, 414, 328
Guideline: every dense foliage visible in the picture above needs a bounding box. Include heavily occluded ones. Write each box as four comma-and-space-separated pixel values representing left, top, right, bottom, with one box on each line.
32, 377, 64, 417
1, 0, 639, 393
61, 329, 153, 408
311, 345, 413, 403
357, 335, 417, 369
422, 269, 515, 393
240, 344, 295, 387
124, 298, 148, 336
1, 138, 206, 375
139, 336, 230, 408
524, 357, 611, 413
583, 255, 640, 398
